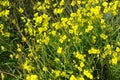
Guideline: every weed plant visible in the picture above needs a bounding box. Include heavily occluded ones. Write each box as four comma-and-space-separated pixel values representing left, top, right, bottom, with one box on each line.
0, 0, 120, 80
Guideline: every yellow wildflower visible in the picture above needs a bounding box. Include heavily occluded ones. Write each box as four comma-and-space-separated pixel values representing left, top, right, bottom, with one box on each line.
70, 13, 77, 17
100, 33, 108, 40
21, 17, 26, 22
60, 0, 65, 6
71, 1, 76, 6
9, 54, 14, 59
59, 35, 67, 43
44, 36, 49, 45
101, 19, 105, 24
18, 7, 24, 13
111, 57, 117, 65
90, 6, 101, 15
61, 71, 67, 77
17, 48, 21, 52
54, 58, 60, 62
4, 10, 9, 17
34, 16, 42, 25
34, 12, 38, 17
77, 1, 81, 5
51, 30, 56, 36
23, 59, 34, 72
78, 76, 84, 80
43, 66, 48, 72
83, 69, 93, 79
53, 8, 64, 14
57, 47, 62, 54
80, 62, 85, 68
112, 52, 117, 57
22, 37, 27, 42
85, 26, 93, 32
69, 75, 77, 80
102, 2, 108, 7
54, 70, 61, 77
4, 32, 10, 37
26, 74, 38, 80
1, 46, 5, 51
116, 47, 120, 52
88, 47, 100, 54
15, 54, 19, 59
117, 42, 120, 46
73, 51, 86, 61
1, 1, 10, 7
104, 44, 111, 50
92, 36, 96, 44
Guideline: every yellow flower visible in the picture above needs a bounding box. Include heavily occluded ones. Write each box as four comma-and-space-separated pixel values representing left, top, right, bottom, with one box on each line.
90, 6, 101, 15
100, 33, 108, 40
34, 12, 38, 17
51, 30, 56, 36
1, 1, 10, 7
70, 13, 77, 17
69, 75, 77, 80
18, 7, 24, 13
23, 59, 34, 72
53, 8, 64, 14
71, 1, 76, 6
3, 32, 10, 37
117, 42, 120, 46
0, 24, 4, 30
22, 37, 27, 42
92, 36, 96, 44
102, 2, 108, 7
80, 62, 85, 68
42, 66, 48, 72
88, 47, 100, 54
104, 44, 111, 50
112, 52, 117, 57
26, 74, 38, 80
62, 35, 67, 40
116, 47, 120, 52
34, 16, 42, 25
111, 57, 117, 65
30, 75, 38, 80
59, 35, 67, 43
101, 19, 105, 24
73, 51, 86, 61
83, 70, 93, 79
77, 1, 81, 5
85, 26, 93, 32
44, 36, 49, 45
54, 58, 60, 62
9, 54, 14, 59
60, 0, 65, 6
61, 71, 67, 77
54, 70, 61, 77
21, 17, 26, 22
17, 48, 21, 52
1, 46, 5, 51
4, 10, 9, 17
78, 76, 84, 80
57, 47, 62, 54
15, 54, 19, 59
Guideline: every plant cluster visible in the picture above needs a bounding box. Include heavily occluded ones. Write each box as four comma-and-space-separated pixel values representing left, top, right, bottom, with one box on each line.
0, 0, 120, 80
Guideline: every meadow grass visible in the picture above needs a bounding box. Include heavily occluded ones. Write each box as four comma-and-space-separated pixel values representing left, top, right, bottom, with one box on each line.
0, 0, 120, 80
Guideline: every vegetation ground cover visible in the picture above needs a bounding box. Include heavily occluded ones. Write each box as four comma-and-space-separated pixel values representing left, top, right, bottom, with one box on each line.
0, 0, 120, 80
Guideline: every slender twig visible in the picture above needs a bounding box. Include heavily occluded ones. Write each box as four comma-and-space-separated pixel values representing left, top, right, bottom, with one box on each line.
0, 70, 24, 80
